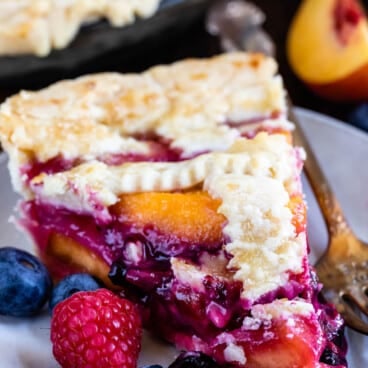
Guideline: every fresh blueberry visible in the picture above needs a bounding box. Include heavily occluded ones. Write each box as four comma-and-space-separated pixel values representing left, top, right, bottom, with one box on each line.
349, 103, 368, 132
140, 365, 163, 368
0, 247, 52, 317
168, 352, 219, 368
49, 273, 101, 312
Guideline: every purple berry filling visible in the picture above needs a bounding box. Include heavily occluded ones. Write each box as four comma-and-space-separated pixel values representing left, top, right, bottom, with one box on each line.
16, 117, 346, 366
19, 199, 347, 367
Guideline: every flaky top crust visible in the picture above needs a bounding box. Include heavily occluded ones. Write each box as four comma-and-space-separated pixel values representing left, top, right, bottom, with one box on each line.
0, 52, 290, 192
0, 0, 160, 56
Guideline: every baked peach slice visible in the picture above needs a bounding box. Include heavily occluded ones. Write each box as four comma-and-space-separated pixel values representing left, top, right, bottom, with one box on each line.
287, 0, 368, 100
237, 316, 323, 368
44, 191, 227, 283
111, 191, 227, 245
45, 190, 304, 284
44, 233, 116, 288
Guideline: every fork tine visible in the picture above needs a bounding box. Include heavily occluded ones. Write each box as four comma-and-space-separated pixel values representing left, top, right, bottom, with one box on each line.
339, 298, 368, 334
344, 287, 368, 316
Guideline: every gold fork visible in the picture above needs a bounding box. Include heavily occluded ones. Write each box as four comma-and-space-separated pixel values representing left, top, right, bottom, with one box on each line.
289, 106, 368, 334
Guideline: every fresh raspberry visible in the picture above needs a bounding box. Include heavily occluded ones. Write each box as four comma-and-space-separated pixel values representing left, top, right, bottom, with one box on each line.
51, 288, 142, 368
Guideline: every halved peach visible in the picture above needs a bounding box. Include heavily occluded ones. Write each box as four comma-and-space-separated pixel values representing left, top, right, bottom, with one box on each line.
287, 0, 368, 100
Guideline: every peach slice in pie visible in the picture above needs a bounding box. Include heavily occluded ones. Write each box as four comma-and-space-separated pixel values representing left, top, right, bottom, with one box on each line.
0, 53, 347, 367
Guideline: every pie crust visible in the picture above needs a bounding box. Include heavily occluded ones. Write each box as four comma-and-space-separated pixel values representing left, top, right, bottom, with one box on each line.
0, 0, 161, 56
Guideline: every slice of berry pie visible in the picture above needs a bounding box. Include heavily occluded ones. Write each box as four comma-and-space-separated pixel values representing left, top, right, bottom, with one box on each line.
0, 53, 347, 367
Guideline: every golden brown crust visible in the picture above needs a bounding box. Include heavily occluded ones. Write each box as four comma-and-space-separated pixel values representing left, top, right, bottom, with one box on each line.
0, 0, 160, 56
0, 53, 291, 194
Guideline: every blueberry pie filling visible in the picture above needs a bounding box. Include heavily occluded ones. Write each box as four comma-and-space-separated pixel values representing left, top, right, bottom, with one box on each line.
0, 53, 347, 367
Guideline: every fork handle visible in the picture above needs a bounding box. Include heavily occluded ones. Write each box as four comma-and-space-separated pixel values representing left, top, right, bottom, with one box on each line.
289, 107, 350, 237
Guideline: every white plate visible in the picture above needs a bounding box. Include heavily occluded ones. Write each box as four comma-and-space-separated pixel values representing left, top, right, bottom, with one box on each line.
0, 107, 367, 367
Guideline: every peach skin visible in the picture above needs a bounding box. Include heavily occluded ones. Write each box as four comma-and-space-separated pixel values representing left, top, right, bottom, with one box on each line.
287, 0, 368, 101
